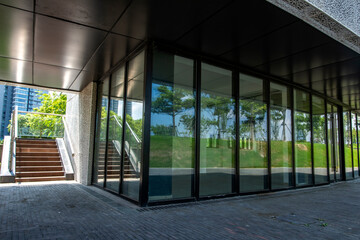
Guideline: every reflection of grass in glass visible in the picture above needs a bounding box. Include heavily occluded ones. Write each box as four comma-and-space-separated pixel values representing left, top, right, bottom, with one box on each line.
295, 141, 311, 168
149, 136, 193, 168
271, 141, 292, 168
344, 145, 353, 168
314, 143, 327, 168
149, 136, 332, 168
354, 147, 359, 168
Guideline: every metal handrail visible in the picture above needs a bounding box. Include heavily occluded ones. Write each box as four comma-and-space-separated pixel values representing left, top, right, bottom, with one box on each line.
18, 110, 64, 117
110, 115, 141, 143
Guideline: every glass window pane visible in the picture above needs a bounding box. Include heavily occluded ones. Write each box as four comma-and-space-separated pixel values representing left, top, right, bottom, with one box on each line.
105, 66, 125, 193
149, 51, 195, 201
312, 96, 328, 184
270, 83, 293, 189
344, 110, 353, 179
122, 51, 145, 201
239, 74, 268, 193
352, 113, 358, 178
199, 63, 235, 197
93, 78, 110, 187
294, 90, 312, 186
327, 104, 334, 181
333, 106, 341, 180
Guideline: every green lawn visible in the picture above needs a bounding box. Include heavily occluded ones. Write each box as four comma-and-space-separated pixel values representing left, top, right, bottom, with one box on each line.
149, 136, 333, 168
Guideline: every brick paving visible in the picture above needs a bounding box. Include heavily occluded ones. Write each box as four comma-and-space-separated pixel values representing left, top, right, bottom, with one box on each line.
0, 179, 360, 239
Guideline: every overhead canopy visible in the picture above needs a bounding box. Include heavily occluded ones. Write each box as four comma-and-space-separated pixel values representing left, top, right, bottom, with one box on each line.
0, 0, 359, 108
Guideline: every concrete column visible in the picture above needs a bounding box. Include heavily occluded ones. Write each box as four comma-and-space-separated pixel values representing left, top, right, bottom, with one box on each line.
65, 82, 97, 185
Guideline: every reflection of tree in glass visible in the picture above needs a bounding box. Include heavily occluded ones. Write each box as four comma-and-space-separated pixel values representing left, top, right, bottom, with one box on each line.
295, 112, 310, 141
201, 94, 234, 140
152, 85, 194, 136
313, 115, 326, 143
271, 108, 288, 141
239, 100, 266, 144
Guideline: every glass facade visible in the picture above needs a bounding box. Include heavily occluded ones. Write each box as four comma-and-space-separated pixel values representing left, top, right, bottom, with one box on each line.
92, 51, 145, 202
239, 74, 268, 193
351, 113, 358, 178
199, 63, 235, 197
149, 51, 195, 201
270, 83, 293, 190
294, 90, 312, 186
312, 96, 328, 184
93, 78, 110, 187
344, 109, 353, 179
93, 47, 358, 205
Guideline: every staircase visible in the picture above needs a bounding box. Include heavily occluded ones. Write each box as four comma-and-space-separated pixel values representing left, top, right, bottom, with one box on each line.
15, 139, 66, 182
98, 142, 138, 180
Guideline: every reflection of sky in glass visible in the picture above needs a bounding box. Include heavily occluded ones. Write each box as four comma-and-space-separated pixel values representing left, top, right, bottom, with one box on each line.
151, 83, 194, 137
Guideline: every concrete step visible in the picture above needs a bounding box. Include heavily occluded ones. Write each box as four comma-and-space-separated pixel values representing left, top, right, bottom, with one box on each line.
17, 148, 58, 153
17, 156, 61, 161
17, 152, 60, 157
16, 171, 65, 177
17, 161, 62, 166
16, 166, 64, 172
15, 176, 66, 182
16, 143, 57, 148
17, 139, 56, 144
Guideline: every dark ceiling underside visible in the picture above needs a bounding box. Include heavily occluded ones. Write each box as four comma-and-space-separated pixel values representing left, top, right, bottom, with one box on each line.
0, 0, 359, 108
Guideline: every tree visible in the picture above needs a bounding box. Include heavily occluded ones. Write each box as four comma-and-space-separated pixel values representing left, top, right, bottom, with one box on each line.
18, 92, 67, 138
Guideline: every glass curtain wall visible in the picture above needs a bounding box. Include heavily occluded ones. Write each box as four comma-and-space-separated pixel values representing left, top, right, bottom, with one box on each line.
328, 104, 341, 181
122, 51, 145, 201
239, 74, 268, 193
294, 90, 312, 186
92, 48, 357, 205
312, 96, 328, 184
351, 113, 358, 178
149, 51, 195, 201
199, 63, 235, 197
270, 83, 293, 189
105, 66, 125, 193
93, 78, 110, 187
343, 109, 353, 179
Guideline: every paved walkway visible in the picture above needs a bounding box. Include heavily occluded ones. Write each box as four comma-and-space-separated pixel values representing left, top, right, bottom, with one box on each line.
0, 180, 360, 240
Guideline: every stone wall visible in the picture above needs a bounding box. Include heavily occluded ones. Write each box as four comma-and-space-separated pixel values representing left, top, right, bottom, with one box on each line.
65, 82, 97, 185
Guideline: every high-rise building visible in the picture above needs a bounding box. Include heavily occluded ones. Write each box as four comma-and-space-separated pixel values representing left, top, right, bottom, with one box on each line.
0, 86, 47, 139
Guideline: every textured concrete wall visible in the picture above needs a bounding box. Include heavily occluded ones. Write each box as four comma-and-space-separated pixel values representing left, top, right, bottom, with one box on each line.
267, 0, 360, 53
306, 0, 360, 36
65, 82, 97, 185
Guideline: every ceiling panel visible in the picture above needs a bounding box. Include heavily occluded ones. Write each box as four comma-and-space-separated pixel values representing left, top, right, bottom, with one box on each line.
255, 42, 358, 78
284, 57, 360, 85
84, 33, 142, 77
69, 70, 100, 91
34, 63, 80, 89
36, 0, 130, 31
112, 0, 233, 41
0, 5, 33, 61
174, 0, 296, 57
0, 57, 32, 84
220, 21, 331, 68
0, 0, 33, 11
34, 14, 107, 70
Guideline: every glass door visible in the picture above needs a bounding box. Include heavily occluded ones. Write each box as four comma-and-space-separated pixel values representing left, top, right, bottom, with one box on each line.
327, 104, 341, 181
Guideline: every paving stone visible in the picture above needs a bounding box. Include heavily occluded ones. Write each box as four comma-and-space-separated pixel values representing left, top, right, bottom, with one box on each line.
0, 180, 360, 239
